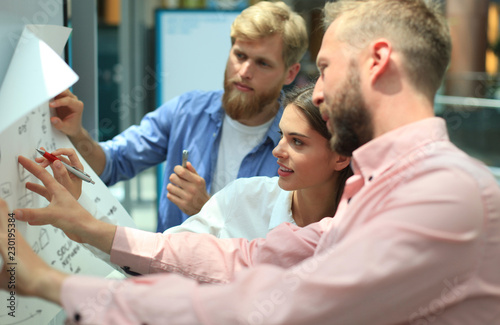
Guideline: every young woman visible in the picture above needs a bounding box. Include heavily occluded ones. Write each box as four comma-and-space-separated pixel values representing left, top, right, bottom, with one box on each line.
32, 84, 352, 241
164, 84, 353, 239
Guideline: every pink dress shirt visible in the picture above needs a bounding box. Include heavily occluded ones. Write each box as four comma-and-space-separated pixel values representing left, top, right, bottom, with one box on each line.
61, 118, 500, 324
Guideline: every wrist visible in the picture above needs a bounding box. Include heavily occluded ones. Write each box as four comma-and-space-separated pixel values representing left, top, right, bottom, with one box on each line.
82, 219, 117, 254
69, 128, 94, 150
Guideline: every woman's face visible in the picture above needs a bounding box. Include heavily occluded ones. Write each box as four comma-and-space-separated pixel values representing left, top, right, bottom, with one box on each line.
272, 104, 341, 192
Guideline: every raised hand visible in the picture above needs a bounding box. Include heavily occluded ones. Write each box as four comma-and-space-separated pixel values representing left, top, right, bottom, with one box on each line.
166, 162, 211, 216
15, 156, 116, 254
49, 89, 85, 138
33, 147, 83, 200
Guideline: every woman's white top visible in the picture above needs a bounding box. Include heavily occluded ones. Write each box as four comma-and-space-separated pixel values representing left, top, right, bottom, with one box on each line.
164, 176, 295, 240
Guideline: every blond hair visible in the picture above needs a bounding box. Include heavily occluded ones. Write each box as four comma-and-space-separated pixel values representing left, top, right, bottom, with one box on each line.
231, 1, 308, 68
324, 0, 451, 98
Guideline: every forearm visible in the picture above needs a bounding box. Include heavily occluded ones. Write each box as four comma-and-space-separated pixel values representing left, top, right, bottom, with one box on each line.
79, 219, 117, 255
36, 268, 68, 305
68, 128, 106, 175
112, 222, 318, 279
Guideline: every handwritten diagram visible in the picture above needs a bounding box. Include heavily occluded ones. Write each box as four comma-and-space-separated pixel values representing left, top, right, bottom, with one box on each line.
0, 102, 136, 325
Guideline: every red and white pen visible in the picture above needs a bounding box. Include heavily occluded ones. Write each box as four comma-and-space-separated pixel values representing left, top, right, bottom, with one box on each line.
36, 148, 95, 185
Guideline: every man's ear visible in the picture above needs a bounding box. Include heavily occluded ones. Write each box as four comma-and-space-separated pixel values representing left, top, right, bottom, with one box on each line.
333, 155, 351, 171
283, 63, 301, 85
369, 39, 392, 85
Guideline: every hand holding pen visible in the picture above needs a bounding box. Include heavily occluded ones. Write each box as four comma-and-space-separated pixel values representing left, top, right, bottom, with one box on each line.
30, 148, 93, 201
36, 148, 94, 184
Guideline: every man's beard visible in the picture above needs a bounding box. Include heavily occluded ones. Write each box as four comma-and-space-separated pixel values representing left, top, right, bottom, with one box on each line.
321, 61, 374, 157
222, 74, 282, 121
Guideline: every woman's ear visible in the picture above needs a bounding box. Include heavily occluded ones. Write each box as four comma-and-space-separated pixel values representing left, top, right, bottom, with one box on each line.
333, 155, 351, 171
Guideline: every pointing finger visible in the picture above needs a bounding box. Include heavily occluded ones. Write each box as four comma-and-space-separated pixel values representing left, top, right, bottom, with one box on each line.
18, 155, 64, 194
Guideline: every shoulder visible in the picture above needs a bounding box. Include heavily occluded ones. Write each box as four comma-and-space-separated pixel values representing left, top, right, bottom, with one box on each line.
156, 89, 223, 113
387, 142, 499, 225
151, 90, 223, 125
177, 90, 223, 109
422, 142, 495, 191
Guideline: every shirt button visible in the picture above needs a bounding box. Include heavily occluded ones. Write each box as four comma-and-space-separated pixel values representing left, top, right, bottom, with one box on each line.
368, 176, 373, 181
347, 198, 352, 204
74, 313, 81, 321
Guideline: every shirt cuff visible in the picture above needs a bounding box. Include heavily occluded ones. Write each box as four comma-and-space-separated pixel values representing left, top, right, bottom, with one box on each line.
61, 273, 203, 324
110, 226, 158, 275
61, 275, 117, 324
97, 143, 112, 184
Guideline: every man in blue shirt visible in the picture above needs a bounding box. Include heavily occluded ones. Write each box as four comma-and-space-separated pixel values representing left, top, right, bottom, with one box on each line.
48, 1, 308, 232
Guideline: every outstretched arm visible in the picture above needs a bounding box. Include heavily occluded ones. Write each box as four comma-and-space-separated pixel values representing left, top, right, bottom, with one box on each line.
18, 155, 320, 282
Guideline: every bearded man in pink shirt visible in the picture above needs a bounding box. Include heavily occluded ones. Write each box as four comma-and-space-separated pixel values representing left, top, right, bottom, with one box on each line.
3, 0, 500, 324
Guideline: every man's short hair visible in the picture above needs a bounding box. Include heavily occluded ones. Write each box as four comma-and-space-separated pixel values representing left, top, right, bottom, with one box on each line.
323, 0, 451, 98
231, 1, 309, 68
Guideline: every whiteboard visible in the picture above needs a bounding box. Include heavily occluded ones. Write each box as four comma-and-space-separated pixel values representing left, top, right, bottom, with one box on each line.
155, 10, 240, 106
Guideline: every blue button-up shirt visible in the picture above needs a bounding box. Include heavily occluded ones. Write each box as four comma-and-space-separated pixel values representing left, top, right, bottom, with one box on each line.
100, 90, 283, 232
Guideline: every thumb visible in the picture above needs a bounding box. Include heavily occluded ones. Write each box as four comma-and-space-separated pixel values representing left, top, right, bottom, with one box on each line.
51, 160, 72, 187
186, 162, 198, 175
50, 117, 63, 130
14, 208, 51, 226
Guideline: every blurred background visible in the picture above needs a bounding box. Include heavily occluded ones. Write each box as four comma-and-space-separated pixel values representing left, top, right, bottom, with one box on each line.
68, 0, 500, 231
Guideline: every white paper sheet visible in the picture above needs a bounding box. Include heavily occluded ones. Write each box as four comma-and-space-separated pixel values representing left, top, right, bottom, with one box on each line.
0, 25, 78, 133
0, 25, 136, 325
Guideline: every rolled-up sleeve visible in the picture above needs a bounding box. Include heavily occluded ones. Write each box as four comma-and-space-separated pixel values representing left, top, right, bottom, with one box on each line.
99, 101, 175, 186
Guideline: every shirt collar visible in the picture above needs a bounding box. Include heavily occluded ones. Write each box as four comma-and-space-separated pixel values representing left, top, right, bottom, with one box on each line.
351, 117, 449, 182
266, 104, 284, 146
209, 90, 225, 123
266, 91, 285, 146
269, 187, 295, 229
